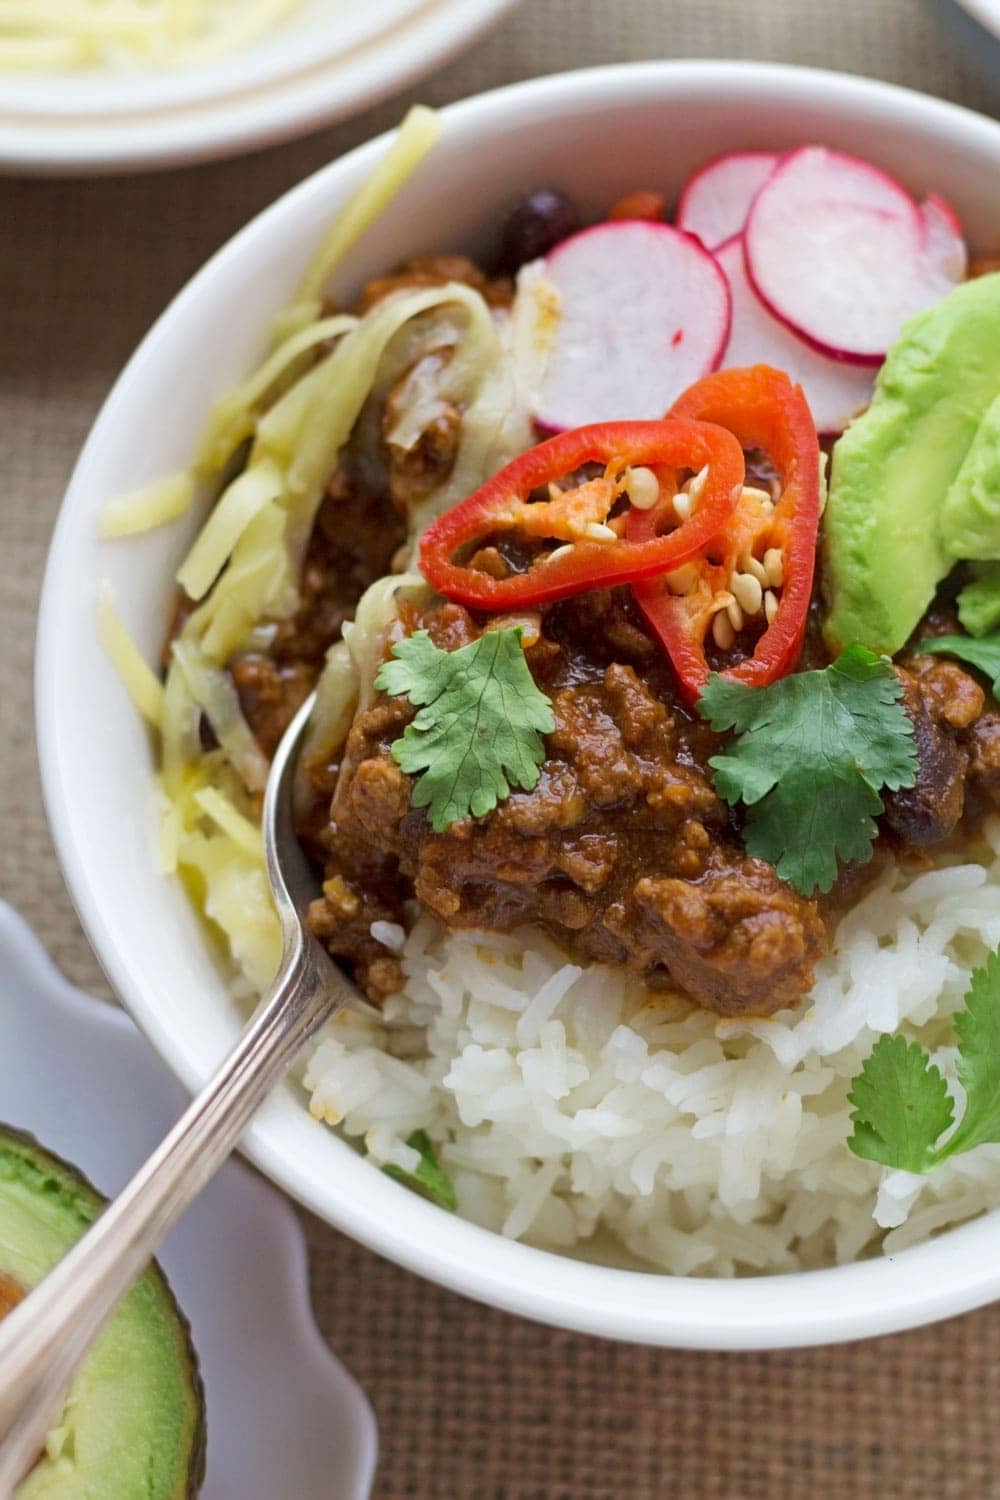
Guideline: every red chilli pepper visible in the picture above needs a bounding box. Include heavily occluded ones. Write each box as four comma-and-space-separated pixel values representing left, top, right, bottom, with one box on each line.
627, 366, 821, 706
418, 419, 745, 610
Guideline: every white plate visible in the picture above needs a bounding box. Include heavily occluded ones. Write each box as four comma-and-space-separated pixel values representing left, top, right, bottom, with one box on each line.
0, 0, 519, 175
0, 902, 377, 1499
954, 0, 1000, 37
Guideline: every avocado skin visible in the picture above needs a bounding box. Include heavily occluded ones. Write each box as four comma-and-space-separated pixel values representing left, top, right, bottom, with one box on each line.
824, 273, 1000, 655
0, 1125, 205, 1500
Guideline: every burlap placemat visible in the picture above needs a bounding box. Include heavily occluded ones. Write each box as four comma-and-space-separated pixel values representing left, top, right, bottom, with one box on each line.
5, 1, 1000, 1494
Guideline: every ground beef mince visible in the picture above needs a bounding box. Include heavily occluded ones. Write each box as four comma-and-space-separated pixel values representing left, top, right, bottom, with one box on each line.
967, 711, 1000, 809
230, 656, 314, 760
304, 592, 828, 1017
882, 656, 983, 846
882, 653, 1000, 848
354, 253, 513, 315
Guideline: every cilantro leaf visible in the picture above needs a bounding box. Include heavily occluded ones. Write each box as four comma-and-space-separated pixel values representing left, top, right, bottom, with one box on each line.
375, 627, 555, 833
698, 645, 917, 896
383, 1129, 457, 1210
846, 949, 1000, 1173
916, 632, 1000, 696
847, 1034, 954, 1173
943, 950, 1000, 1158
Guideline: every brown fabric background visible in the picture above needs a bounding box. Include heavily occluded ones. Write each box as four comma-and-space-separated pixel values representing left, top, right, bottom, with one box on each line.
5, 1, 1000, 1494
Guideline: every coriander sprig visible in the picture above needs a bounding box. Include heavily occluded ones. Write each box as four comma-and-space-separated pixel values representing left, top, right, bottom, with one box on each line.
375, 626, 555, 833
698, 645, 918, 897
848, 950, 1000, 1172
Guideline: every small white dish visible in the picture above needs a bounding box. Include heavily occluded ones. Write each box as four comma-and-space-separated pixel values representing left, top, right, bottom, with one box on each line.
0, 0, 519, 176
953, 0, 1000, 37
0, 901, 376, 1499
37, 60, 1000, 1349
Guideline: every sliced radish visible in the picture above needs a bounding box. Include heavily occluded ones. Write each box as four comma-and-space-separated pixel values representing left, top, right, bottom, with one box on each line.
714, 236, 874, 435
920, 192, 968, 282
531, 221, 731, 430
677, 150, 781, 249
744, 146, 965, 365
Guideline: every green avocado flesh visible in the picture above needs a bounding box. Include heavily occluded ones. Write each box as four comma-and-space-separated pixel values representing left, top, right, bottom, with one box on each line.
824, 273, 1000, 655
0, 1127, 205, 1500
959, 562, 1000, 636
942, 391, 1000, 559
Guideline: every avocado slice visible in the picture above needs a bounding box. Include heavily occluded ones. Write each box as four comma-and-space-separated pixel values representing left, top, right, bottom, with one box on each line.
0, 1126, 205, 1499
941, 391, 1000, 559
959, 561, 1000, 636
824, 273, 1000, 655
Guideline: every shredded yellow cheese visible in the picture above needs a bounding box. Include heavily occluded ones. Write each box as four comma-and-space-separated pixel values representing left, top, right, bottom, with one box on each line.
275, 104, 441, 341
193, 506, 289, 666
178, 829, 282, 991
96, 105, 536, 999
195, 314, 357, 477
175, 458, 283, 602
96, 583, 164, 727
193, 786, 265, 861
0, 0, 304, 70
100, 471, 196, 538
171, 638, 270, 792
0, 33, 79, 66
154, 778, 182, 874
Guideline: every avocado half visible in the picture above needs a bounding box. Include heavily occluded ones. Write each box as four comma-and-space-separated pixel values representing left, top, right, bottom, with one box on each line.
0, 1125, 206, 1499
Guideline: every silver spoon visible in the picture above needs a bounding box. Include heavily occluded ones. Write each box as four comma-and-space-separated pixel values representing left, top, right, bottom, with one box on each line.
0, 690, 360, 1494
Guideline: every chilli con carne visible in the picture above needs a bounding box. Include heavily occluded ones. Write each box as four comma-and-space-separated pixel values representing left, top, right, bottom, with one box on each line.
141, 161, 1000, 1031
116, 125, 1000, 1275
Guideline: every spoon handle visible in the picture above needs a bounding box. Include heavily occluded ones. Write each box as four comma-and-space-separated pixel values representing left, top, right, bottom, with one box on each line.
0, 933, 340, 1495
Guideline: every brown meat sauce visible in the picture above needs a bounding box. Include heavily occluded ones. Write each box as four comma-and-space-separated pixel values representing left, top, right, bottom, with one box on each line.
306, 590, 815, 1013
296, 587, 1000, 1015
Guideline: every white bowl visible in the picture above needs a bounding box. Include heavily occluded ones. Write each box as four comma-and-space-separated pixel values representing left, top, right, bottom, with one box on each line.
954, 0, 1000, 41
36, 60, 1000, 1348
0, 0, 518, 175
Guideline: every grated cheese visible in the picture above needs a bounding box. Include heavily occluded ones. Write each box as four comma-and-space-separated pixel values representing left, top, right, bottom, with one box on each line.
0, 0, 304, 71
96, 106, 537, 1000
96, 582, 164, 727
100, 471, 196, 538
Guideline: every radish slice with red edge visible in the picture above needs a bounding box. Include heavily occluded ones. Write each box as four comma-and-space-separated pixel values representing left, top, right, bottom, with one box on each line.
530, 221, 731, 430
744, 146, 966, 365
714, 236, 874, 435
677, 150, 781, 249
920, 192, 968, 282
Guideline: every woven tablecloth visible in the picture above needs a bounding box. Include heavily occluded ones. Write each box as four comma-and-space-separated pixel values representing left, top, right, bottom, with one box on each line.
5, 1, 1000, 1494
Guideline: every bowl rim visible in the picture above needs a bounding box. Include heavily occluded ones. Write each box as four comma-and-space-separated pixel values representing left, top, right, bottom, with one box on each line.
953, 0, 1000, 42
37, 57, 1000, 1349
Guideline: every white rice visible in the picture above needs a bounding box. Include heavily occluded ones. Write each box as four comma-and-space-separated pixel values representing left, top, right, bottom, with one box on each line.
302, 817, 1000, 1276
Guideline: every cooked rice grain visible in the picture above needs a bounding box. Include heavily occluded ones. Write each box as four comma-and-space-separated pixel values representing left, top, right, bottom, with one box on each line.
303, 819, 1000, 1276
